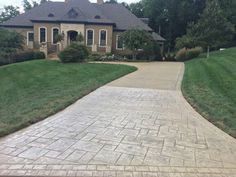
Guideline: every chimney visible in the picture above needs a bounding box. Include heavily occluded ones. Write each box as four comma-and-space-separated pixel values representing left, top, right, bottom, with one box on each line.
97, 0, 104, 4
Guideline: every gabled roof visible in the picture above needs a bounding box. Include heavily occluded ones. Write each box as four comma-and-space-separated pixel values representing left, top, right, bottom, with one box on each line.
93, 3, 152, 31
0, 0, 154, 32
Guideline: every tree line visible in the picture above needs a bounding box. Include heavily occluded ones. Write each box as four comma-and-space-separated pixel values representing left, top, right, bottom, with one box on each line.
1, 0, 235, 52
127, 0, 236, 51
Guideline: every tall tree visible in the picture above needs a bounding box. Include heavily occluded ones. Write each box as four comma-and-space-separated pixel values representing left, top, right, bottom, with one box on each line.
176, 0, 235, 57
0, 6, 20, 23
129, 2, 144, 18
129, 0, 206, 49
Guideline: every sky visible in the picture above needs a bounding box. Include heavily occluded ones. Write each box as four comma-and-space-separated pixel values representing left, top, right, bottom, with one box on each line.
0, 0, 139, 11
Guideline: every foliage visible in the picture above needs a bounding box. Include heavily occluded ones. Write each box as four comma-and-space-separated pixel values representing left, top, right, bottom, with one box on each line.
182, 47, 236, 138
175, 47, 202, 61
59, 44, 89, 63
0, 50, 45, 66
175, 48, 187, 61
0, 28, 24, 63
143, 41, 162, 61
130, 0, 206, 49
105, 0, 117, 3
186, 47, 203, 60
76, 33, 84, 43
55, 34, 64, 43
0, 60, 136, 136
0, 5, 20, 23
175, 34, 196, 50
22, 0, 49, 12
33, 51, 46, 59
129, 2, 144, 18
121, 29, 151, 60
176, 0, 235, 51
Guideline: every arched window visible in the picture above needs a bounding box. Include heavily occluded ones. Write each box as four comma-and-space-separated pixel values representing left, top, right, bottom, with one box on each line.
52, 28, 59, 44
86, 29, 94, 46
99, 30, 107, 47
39, 27, 47, 43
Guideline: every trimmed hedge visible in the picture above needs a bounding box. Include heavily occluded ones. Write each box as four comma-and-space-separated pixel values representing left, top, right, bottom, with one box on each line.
59, 44, 89, 63
175, 47, 202, 61
0, 51, 45, 66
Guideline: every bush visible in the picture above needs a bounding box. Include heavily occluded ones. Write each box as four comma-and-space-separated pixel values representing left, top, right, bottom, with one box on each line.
175, 35, 196, 50
175, 47, 202, 61
164, 53, 176, 61
143, 41, 162, 61
186, 47, 203, 59
59, 44, 89, 63
175, 48, 187, 61
33, 51, 45, 59
0, 50, 45, 66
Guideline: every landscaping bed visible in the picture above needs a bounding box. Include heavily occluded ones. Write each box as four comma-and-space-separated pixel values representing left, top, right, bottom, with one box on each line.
0, 60, 136, 137
182, 48, 236, 138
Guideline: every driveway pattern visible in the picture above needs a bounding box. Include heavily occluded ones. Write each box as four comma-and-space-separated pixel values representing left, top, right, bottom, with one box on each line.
0, 62, 236, 177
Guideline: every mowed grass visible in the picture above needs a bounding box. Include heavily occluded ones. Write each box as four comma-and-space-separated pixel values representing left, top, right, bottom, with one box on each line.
0, 60, 136, 137
182, 47, 236, 138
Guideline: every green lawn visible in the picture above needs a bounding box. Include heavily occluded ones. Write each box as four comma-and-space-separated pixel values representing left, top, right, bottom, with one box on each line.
182, 47, 236, 138
0, 60, 136, 137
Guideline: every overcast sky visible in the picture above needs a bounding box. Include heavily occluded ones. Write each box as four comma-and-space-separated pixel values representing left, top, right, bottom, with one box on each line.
0, 0, 139, 11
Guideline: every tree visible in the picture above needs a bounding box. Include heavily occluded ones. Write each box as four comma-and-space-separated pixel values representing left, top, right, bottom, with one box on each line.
121, 29, 151, 60
176, 0, 235, 57
40, 0, 48, 4
129, 2, 144, 18
0, 28, 24, 63
128, 0, 206, 50
23, 0, 33, 11
0, 6, 20, 23
105, 0, 117, 4
23, 0, 48, 12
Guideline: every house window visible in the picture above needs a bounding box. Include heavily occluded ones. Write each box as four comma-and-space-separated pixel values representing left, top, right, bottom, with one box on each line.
99, 30, 107, 47
39, 27, 47, 43
27, 32, 34, 45
116, 35, 123, 50
52, 28, 59, 44
86, 29, 94, 46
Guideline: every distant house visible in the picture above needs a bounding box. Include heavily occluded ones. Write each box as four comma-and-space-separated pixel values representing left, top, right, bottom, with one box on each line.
0, 0, 165, 55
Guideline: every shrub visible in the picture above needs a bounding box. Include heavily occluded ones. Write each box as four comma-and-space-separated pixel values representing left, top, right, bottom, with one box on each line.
175, 48, 187, 61
164, 53, 176, 61
143, 41, 162, 61
175, 35, 196, 50
175, 47, 202, 61
33, 51, 45, 59
186, 47, 203, 59
88, 54, 102, 61
59, 44, 89, 63
0, 50, 45, 66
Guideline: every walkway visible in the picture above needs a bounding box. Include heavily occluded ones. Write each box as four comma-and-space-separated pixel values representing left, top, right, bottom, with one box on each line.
0, 62, 236, 177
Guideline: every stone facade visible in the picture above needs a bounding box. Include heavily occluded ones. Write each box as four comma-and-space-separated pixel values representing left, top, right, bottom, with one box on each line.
7, 23, 133, 55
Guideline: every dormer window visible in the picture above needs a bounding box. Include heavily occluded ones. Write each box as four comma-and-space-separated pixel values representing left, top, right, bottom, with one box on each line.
68, 9, 78, 18
48, 13, 54, 17
94, 15, 101, 19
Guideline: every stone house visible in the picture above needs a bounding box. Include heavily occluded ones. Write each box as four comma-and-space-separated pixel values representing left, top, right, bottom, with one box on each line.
0, 0, 165, 55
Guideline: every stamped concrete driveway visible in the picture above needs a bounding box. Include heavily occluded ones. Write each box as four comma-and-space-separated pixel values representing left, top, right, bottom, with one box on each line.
0, 62, 236, 177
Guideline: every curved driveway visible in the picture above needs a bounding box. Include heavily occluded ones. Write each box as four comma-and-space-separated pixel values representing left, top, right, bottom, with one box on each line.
0, 62, 236, 177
